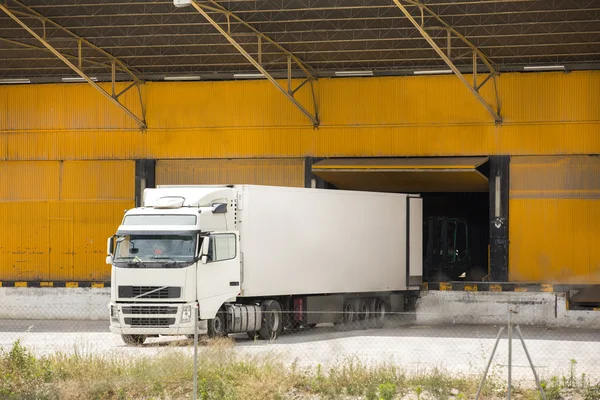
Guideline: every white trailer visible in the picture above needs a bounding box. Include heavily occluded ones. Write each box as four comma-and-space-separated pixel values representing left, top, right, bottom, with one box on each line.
106, 185, 422, 345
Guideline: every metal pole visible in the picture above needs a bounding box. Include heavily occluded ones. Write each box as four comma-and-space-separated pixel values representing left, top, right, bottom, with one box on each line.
515, 325, 547, 400
508, 310, 513, 400
193, 303, 198, 400
475, 326, 505, 400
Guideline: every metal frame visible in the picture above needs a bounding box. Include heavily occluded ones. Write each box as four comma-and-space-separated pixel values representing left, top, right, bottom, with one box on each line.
0, 0, 147, 129
392, 0, 502, 123
187, 0, 320, 127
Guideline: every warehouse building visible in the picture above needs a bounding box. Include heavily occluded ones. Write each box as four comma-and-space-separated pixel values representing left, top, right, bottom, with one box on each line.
0, 0, 598, 310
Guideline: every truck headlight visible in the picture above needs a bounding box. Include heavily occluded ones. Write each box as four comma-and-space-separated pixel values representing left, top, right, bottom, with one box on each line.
110, 305, 118, 322
181, 305, 192, 323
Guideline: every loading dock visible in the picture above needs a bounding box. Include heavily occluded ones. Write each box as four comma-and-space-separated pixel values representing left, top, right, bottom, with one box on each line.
312, 157, 491, 283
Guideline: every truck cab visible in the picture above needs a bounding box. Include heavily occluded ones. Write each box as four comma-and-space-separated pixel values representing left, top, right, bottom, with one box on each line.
106, 187, 241, 345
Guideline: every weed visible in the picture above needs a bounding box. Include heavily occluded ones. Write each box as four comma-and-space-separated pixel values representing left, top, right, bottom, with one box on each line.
378, 382, 396, 400
0, 340, 596, 400
415, 385, 423, 399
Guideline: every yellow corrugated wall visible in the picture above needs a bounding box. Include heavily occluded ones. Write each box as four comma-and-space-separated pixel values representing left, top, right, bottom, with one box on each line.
0, 160, 134, 281
1, 71, 598, 160
156, 159, 305, 187
509, 156, 600, 284
1, 71, 599, 283
143, 71, 599, 159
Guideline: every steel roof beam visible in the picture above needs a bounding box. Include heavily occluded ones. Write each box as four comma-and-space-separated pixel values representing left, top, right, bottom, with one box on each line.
393, 0, 502, 123
0, 1, 146, 129
185, 0, 320, 127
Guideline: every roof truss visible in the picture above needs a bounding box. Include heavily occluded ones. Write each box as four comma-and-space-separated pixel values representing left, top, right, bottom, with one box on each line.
0, 0, 147, 129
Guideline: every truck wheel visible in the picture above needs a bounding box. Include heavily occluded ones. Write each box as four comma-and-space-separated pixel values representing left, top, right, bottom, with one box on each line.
335, 302, 355, 331
207, 310, 227, 338
121, 334, 146, 346
371, 298, 386, 329
258, 300, 283, 340
357, 299, 370, 329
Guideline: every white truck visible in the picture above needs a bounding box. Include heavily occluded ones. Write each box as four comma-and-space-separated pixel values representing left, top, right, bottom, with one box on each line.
106, 185, 423, 345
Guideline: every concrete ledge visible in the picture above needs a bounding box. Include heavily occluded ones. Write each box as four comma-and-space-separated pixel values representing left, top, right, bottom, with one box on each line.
2, 287, 598, 329
0, 287, 110, 320
416, 290, 600, 329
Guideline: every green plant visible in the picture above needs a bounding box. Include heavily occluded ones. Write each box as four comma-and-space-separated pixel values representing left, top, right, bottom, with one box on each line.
365, 385, 377, 400
415, 385, 423, 399
378, 382, 396, 400
540, 376, 562, 400
584, 383, 600, 400
568, 358, 578, 388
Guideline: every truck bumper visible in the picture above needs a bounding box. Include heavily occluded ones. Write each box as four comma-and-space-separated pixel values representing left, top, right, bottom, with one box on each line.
108, 302, 207, 336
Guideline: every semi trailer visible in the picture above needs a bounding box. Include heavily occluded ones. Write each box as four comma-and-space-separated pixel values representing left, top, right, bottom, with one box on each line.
106, 185, 423, 345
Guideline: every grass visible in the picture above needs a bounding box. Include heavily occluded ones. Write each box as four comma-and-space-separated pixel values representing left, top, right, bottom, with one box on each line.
0, 339, 598, 400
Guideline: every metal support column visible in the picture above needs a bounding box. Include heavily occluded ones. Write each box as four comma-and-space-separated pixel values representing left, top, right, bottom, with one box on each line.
489, 156, 509, 282
392, 0, 502, 123
185, 0, 320, 127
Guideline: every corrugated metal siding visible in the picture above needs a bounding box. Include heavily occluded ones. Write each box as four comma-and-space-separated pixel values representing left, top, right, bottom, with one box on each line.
0, 202, 49, 280
0, 161, 60, 201
1, 83, 142, 131
321, 75, 490, 126
5, 130, 144, 161
1, 71, 599, 160
509, 156, 600, 284
146, 80, 311, 129
0, 161, 134, 281
156, 159, 305, 187
61, 161, 134, 200
501, 71, 600, 123
511, 156, 600, 199
146, 122, 600, 159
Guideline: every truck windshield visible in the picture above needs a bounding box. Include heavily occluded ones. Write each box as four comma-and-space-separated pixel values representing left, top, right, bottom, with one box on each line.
114, 234, 196, 266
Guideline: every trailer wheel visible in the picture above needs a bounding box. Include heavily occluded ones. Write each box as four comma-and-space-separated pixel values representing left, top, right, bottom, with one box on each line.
371, 298, 386, 329
335, 302, 355, 331
357, 299, 370, 329
121, 334, 146, 346
258, 300, 283, 340
207, 309, 227, 338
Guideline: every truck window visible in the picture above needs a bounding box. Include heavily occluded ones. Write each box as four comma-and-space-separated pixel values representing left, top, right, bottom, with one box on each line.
209, 234, 236, 262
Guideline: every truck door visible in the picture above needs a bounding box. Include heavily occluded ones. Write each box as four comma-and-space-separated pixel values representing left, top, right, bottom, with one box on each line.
197, 232, 241, 320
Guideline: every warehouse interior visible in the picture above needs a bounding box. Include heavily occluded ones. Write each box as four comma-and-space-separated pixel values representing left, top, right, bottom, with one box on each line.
0, 0, 599, 307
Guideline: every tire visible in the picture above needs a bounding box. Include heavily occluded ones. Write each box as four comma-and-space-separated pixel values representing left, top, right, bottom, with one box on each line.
371, 298, 386, 329
357, 299, 370, 329
121, 334, 146, 346
334, 302, 355, 331
258, 300, 283, 340
207, 309, 227, 338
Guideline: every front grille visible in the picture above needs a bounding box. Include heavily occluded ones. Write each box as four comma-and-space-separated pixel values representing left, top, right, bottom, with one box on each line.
124, 318, 176, 327
118, 286, 181, 299
122, 306, 178, 315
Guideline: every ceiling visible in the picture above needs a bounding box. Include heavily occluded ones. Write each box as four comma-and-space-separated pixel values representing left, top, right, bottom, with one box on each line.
0, 0, 599, 81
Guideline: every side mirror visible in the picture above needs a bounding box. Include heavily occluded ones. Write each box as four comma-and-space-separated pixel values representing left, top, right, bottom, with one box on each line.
107, 235, 116, 256
106, 255, 113, 265
200, 236, 211, 264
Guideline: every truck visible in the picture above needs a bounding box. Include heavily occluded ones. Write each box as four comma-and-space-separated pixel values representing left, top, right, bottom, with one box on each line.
106, 185, 423, 345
